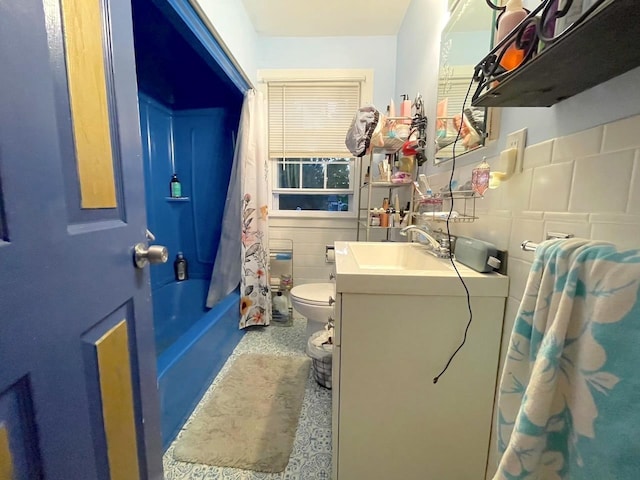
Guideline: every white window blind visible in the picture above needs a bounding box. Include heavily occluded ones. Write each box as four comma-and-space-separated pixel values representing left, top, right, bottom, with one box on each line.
438, 74, 472, 120
268, 82, 361, 158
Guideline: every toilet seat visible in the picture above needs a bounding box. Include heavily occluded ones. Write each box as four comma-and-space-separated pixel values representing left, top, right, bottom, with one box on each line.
290, 283, 335, 306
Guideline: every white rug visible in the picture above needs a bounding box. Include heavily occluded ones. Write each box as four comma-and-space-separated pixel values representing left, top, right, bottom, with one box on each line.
172, 354, 311, 473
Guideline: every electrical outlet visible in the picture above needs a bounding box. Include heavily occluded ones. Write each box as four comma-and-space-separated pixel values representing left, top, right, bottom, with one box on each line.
505, 128, 527, 173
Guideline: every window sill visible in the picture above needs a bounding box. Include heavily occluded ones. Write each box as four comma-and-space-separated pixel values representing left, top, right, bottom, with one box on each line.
269, 210, 357, 219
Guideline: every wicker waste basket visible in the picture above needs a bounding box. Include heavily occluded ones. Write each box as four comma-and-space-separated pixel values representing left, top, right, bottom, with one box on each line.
307, 332, 333, 389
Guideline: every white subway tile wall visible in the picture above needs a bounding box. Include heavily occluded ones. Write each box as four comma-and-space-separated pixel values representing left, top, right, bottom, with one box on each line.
569, 150, 635, 213
269, 219, 356, 285
553, 126, 603, 163
426, 114, 640, 480
506, 258, 533, 303
602, 114, 640, 153
497, 166, 533, 213
522, 139, 554, 170
530, 162, 574, 212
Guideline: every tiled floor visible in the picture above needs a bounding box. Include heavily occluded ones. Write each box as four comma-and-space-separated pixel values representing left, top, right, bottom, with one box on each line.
163, 319, 333, 479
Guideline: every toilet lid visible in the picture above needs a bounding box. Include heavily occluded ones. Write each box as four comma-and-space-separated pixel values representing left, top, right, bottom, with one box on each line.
290, 283, 335, 306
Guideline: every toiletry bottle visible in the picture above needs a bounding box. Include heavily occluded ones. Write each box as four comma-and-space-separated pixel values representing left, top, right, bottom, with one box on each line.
538, 0, 559, 52
273, 291, 288, 318
174, 252, 188, 281
380, 198, 390, 228
471, 158, 491, 196
496, 0, 529, 71
400, 94, 411, 124
170, 173, 182, 198
370, 209, 380, 226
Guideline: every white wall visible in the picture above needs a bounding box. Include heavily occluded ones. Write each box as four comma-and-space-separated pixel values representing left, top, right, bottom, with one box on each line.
395, 1, 640, 477
256, 36, 397, 109
194, 0, 259, 85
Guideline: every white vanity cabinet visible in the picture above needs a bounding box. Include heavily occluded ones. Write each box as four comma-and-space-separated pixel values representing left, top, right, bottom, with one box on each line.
332, 241, 508, 480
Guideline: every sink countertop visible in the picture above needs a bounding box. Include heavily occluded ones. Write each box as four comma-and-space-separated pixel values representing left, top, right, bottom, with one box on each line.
334, 241, 509, 297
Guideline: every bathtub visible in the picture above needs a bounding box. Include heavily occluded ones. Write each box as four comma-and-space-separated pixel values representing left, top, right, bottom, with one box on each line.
154, 279, 244, 449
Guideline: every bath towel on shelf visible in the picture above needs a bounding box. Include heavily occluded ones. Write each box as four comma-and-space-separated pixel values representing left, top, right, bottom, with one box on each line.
494, 239, 640, 480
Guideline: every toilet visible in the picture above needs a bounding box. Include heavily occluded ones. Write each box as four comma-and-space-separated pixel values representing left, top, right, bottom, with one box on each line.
289, 283, 335, 339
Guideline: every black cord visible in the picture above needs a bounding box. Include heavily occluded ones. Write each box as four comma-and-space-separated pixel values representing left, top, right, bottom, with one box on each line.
433, 75, 476, 385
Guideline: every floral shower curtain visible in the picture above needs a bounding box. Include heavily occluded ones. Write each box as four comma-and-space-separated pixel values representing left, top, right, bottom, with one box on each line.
206, 89, 271, 328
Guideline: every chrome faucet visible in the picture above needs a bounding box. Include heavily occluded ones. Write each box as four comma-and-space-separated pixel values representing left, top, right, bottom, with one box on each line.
400, 225, 451, 259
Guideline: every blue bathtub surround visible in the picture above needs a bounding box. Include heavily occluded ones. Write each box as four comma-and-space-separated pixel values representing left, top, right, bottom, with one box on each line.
139, 94, 240, 294
163, 319, 333, 479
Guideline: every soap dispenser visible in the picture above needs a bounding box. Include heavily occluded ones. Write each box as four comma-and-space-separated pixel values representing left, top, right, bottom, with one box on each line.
170, 173, 182, 198
174, 252, 188, 281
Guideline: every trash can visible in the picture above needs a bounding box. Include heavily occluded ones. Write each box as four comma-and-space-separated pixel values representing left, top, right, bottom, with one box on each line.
307, 331, 333, 389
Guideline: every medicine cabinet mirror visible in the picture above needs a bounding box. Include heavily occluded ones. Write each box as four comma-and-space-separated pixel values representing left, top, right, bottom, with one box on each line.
435, 0, 499, 165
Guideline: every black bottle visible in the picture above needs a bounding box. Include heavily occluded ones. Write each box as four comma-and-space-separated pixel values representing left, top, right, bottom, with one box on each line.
174, 252, 188, 281
170, 173, 182, 198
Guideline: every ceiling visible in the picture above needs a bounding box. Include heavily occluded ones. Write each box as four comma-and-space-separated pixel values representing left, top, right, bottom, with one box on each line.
241, 0, 413, 36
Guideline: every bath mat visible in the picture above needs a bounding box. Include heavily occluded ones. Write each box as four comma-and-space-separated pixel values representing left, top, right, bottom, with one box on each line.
172, 353, 311, 473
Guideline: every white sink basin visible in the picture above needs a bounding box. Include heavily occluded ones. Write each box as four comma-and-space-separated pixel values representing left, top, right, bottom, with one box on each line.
334, 241, 508, 297
348, 242, 452, 272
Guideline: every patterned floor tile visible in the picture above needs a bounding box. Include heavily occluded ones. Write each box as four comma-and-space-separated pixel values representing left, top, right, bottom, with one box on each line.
163, 319, 332, 479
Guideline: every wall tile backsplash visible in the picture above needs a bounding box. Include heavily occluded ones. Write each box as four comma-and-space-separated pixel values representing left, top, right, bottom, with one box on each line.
522, 138, 554, 170
602, 114, 640, 153
530, 162, 574, 212
429, 114, 640, 318
435, 114, 640, 480
552, 126, 603, 163
569, 150, 635, 213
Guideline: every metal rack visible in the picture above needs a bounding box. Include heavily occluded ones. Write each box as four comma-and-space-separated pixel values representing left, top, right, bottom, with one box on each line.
269, 239, 293, 325
412, 190, 481, 226
356, 117, 416, 242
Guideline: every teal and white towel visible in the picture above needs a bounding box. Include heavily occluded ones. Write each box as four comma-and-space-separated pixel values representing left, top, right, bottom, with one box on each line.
494, 239, 640, 479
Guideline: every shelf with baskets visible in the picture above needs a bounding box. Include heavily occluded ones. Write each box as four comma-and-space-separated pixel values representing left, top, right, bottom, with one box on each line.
268, 239, 294, 325
356, 135, 416, 241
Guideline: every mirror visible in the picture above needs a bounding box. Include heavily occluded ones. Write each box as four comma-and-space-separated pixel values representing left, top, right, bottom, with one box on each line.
435, 0, 496, 164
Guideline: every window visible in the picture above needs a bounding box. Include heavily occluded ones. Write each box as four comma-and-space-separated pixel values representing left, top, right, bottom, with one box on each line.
262, 70, 373, 216
273, 157, 352, 211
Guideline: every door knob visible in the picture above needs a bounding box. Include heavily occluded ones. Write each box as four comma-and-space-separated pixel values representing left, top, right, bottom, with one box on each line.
134, 243, 168, 268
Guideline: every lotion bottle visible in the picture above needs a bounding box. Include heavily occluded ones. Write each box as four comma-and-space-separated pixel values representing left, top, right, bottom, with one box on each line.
496, 0, 528, 70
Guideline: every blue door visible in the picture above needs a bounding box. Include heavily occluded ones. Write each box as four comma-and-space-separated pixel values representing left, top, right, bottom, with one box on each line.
0, 0, 163, 479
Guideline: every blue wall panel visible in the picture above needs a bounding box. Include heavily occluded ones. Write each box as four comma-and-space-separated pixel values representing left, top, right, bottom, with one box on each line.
173, 108, 237, 272
139, 95, 178, 290
139, 93, 240, 346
